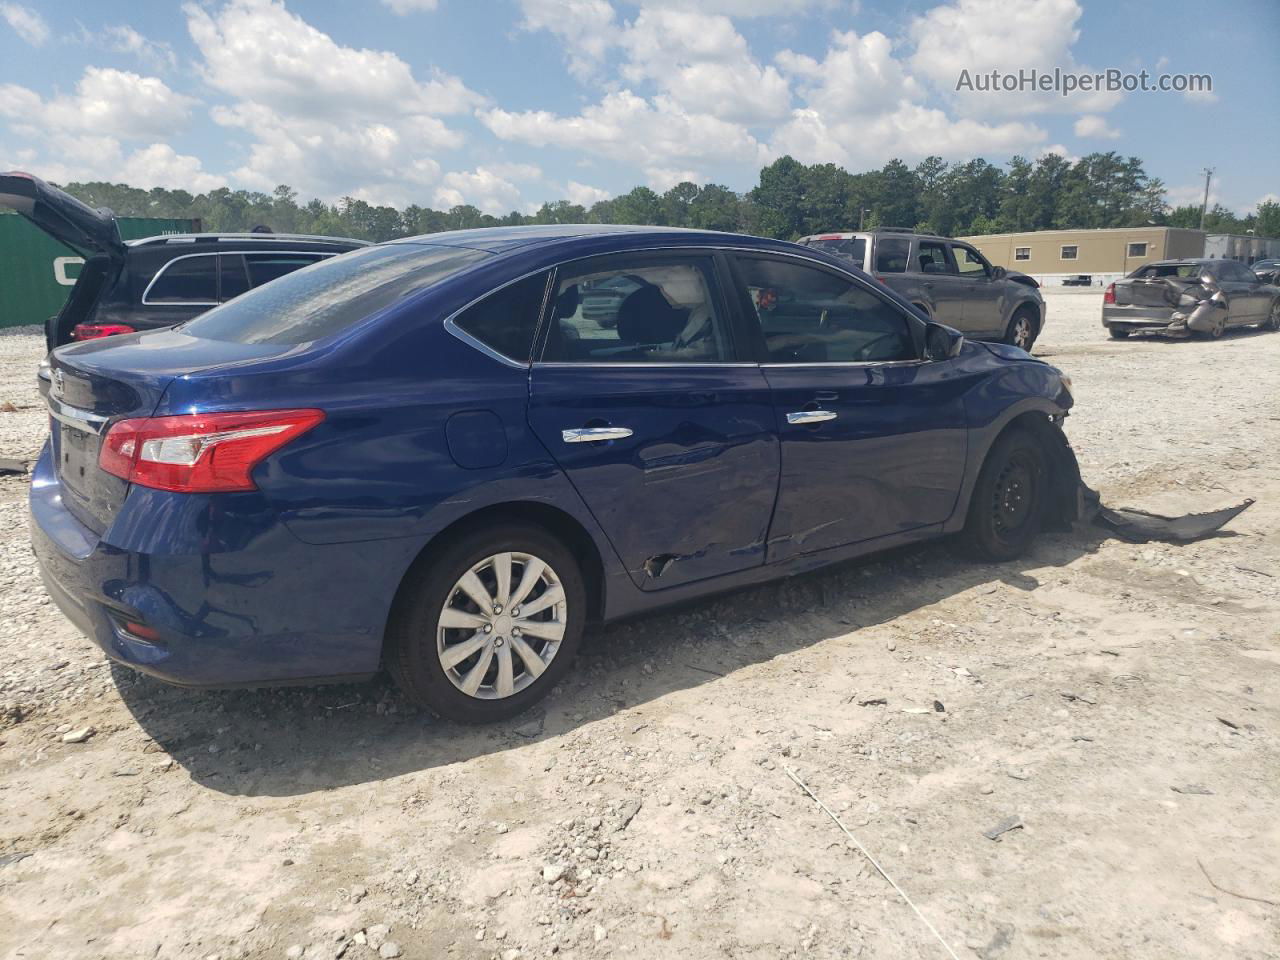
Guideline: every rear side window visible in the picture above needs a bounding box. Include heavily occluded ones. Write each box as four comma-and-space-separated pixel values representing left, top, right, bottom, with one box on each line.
736, 256, 916, 364
219, 255, 250, 301
146, 255, 218, 304
873, 237, 910, 273
452, 272, 550, 363
916, 241, 954, 275
183, 245, 490, 345
245, 253, 325, 287
543, 257, 732, 363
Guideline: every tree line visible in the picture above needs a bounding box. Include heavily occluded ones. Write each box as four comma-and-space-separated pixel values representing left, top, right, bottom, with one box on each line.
37, 151, 1280, 243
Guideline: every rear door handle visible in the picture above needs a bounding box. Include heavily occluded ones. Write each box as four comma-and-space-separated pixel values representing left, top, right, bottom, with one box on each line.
562, 426, 634, 443
786, 410, 837, 425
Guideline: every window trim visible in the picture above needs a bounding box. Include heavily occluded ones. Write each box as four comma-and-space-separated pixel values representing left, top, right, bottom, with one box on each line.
532, 250, 742, 367
141, 250, 331, 307
1060, 244, 1080, 261
1014, 247, 1031, 261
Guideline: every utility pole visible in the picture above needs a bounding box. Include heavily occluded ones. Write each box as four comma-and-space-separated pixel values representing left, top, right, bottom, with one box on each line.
1199, 167, 1214, 231
858, 208, 869, 230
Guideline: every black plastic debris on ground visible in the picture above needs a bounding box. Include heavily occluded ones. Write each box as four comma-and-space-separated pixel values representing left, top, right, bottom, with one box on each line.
1081, 485, 1254, 544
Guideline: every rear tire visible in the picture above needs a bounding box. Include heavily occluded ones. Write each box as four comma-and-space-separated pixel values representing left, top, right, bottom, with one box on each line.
387, 524, 587, 723
960, 427, 1047, 562
1004, 308, 1039, 351
1108, 327, 1130, 339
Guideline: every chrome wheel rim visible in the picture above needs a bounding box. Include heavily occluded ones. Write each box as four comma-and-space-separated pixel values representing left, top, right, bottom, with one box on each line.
1012, 317, 1033, 349
436, 552, 567, 700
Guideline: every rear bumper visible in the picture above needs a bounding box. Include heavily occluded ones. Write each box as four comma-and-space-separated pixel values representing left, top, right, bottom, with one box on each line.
29, 443, 416, 688
1101, 305, 1188, 334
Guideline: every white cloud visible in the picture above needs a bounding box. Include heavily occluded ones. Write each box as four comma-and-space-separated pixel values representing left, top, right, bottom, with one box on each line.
1182, 88, 1218, 105
643, 0, 837, 13
517, 0, 619, 81
481, 90, 768, 188
908, 0, 1121, 117
564, 180, 611, 207
646, 167, 700, 191
770, 29, 1046, 168
0, 135, 224, 191
1165, 182, 1216, 209
101, 25, 178, 70
619, 9, 791, 125
1073, 114, 1120, 139
434, 166, 530, 214
0, 2, 48, 46
1257, 193, 1280, 208
382, 0, 438, 12
186, 0, 483, 201
0, 67, 196, 140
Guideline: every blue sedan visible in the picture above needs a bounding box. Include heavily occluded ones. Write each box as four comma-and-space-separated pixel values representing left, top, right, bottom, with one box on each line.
32, 225, 1080, 722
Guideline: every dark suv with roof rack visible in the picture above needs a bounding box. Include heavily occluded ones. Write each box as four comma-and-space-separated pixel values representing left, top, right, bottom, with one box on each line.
1, 172, 368, 350
798, 227, 1046, 350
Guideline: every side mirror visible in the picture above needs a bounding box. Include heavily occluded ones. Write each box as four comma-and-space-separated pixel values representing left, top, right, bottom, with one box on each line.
925, 321, 964, 361
991, 265, 1007, 281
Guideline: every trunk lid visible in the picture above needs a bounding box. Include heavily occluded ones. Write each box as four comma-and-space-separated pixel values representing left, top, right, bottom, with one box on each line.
0, 171, 125, 261
42, 327, 302, 533
1113, 277, 1195, 308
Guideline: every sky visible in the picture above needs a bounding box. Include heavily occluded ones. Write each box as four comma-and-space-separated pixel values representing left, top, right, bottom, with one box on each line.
0, 0, 1276, 217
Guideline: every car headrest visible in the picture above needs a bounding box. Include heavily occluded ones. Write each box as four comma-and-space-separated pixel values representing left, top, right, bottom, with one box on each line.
616, 285, 688, 344
555, 284, 580, 318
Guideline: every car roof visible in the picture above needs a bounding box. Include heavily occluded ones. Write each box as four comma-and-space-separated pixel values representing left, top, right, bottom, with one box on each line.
1143, 258, 1213, 267
125, 233, 369, 248
388, 223, 801, 255
799, 229, 948, 242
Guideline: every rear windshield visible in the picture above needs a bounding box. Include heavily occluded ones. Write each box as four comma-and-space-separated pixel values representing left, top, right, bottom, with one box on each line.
806, 237, 866, 267
182, 244, 491, 344
1131, 263, 1206, 279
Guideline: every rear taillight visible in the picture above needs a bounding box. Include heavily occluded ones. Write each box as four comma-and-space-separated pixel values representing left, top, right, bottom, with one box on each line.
72, 323, 136, 340
1103, 283, 1116, 304
99, 409, 324, 493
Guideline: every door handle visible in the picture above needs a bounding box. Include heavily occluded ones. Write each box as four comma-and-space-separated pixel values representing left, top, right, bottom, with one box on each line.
786, 410, 837, 425
562, 426, 634, 443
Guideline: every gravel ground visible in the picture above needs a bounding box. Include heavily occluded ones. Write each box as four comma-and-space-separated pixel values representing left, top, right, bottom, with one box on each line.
0, 293, 1277, 960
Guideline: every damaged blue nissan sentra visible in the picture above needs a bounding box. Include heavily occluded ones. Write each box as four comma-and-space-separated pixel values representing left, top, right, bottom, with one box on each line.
31, 223, 1080, 722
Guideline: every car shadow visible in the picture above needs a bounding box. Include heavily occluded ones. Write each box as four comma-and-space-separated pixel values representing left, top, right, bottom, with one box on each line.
116, 525, 1112, 798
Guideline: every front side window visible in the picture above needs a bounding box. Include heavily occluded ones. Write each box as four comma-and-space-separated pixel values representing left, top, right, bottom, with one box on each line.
1061, 245, 1079, 260
873, 237, 910, 273
916, 241, 955, 275
453, 272, 549, 363
736, 256, 916, 364
954, 245, 990, 277
183, 244, 490, 345
1014, 247, 1030, 261
542, 258, 731, 363
146, 255, 218, 304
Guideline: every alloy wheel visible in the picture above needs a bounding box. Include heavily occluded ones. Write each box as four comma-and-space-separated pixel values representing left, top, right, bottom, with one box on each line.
1013, 317, 1033, 349
436, 552, 567, 700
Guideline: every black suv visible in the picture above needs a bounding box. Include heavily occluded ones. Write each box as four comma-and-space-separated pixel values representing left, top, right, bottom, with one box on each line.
1, 172, 367, 350
798, 228, 1046, 350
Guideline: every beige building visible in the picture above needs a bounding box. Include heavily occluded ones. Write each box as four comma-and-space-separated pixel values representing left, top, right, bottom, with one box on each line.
955, 227, 1206, 287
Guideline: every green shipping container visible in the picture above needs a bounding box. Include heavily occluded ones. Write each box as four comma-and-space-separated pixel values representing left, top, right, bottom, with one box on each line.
0, 214, 199, 330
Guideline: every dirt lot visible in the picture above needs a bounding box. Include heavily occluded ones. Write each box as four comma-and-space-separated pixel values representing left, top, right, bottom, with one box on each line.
0, 292, 1277, 960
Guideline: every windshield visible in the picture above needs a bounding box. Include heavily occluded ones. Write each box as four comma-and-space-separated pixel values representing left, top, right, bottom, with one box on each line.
182, 243, 491, 344
806, 237, 866, 267
1131, 263, 1206, 279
